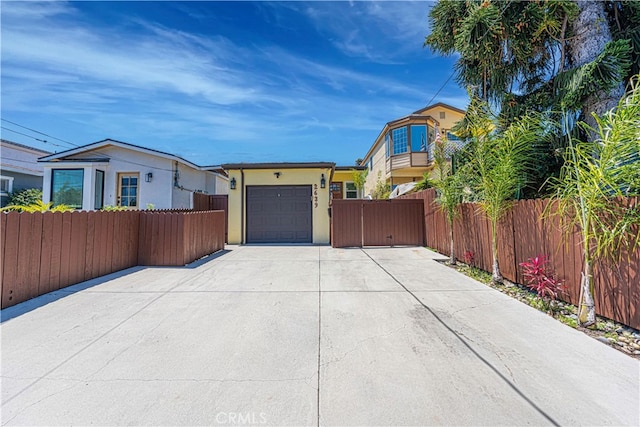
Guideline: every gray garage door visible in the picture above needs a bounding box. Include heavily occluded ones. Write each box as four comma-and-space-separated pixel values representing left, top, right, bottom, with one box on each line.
246, 185, 312, 243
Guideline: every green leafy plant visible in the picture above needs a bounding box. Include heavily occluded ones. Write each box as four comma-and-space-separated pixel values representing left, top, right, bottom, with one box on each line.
432, 139, 464, 264
371, 171, 391, 199
550, 75, 640, 327
102, 205, 128, 211
415, 173, 435, 191
462, 100, 552, 283
7, 188, 43, 206
352, 169, 368, 197
1, 200, 73, 213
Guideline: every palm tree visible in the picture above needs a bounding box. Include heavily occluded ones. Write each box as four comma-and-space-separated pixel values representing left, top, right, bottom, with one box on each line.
569, 1, 625, 132
551, 76, 640, 326
463, 102, 550, 282
432, 139, 464, 265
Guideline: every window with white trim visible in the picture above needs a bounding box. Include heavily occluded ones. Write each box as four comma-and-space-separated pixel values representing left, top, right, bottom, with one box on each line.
345, 182, 358, 199
0, 176, 14, 195
392, 127, 408, 154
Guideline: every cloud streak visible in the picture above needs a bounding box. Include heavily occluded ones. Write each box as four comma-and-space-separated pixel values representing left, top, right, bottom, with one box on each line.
1, 1, 466, 165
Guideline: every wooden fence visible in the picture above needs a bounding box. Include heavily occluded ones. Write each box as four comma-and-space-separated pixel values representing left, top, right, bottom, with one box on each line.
1, 209, 225, 309
193, 193, 228, 242
401, 189, 640, 329
331, 199, 425, 248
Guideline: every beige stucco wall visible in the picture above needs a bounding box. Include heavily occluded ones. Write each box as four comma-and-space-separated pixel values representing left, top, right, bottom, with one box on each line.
421, 105, 465, 135
363, 143, 387, 197
226, 167, 333, 245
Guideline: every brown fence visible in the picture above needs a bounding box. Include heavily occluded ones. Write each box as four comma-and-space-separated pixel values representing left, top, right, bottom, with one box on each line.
1, 209, 225, 309
331, 199, 425, 248
401, 189, 640, 329
193, 193, 228, 242
138, 210, 225, 266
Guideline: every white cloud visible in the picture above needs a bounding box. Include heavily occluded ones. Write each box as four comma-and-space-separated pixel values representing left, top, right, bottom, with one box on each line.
0, 1, 463, 165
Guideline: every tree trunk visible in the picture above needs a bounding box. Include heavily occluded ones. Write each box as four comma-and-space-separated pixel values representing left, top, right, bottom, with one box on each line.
449, 223, 456, 265
491, 222, 503, 283
570, 0, 624, 133
578, 259, 596, 327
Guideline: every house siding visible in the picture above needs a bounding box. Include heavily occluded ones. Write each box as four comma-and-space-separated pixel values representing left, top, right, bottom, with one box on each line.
1, 140, 50, 206
41, 144, 223, 210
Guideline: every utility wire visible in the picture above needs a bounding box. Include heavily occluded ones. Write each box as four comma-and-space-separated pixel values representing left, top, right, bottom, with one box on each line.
1, 118, 78, 148
1, 126, 68, 149
1, 120, 195, 173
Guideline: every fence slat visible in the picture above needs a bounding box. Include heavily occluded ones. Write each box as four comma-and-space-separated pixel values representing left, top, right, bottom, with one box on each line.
2, 213, 20, 307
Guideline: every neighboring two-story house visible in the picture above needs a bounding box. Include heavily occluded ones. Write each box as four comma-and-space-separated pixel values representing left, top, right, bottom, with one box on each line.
360, 103, 465, 197
0, 139, 51, 207
38, 139, 228, 210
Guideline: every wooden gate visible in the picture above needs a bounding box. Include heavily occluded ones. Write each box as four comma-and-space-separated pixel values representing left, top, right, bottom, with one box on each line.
331, 199, 425, 248
193, 193, 228, 242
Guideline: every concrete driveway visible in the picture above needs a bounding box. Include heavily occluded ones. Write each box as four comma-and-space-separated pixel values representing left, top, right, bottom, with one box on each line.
1, 246, 638, 426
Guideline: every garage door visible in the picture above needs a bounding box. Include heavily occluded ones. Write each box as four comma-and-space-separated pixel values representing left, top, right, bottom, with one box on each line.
246, 185, 312, 243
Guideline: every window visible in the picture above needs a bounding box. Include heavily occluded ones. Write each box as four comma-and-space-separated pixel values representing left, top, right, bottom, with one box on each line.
385, 132, 390, 158
117, 173, 139, 207
439, 111, 446, 119
95, 170, 105, 210
446, 131, 461, 142
329, 182, 342, 199
392, 127, 408, 155
345, 182, 358, 199
368, 158, 373, 171
0, 176, 14, 195
52, 169, 84, 209
410, 125, 427, 152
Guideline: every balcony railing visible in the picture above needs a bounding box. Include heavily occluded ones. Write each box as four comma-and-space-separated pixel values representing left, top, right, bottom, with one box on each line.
385, 151, 431, 173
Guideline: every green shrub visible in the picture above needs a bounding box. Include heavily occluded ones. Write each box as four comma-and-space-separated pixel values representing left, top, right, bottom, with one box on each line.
415, 173, 435, 191
1, 200, 73, 213
7, 188, 42, 206
102, 205, 128, 211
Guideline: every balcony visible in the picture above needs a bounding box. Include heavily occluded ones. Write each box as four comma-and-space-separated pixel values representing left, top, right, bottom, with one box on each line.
385, 151, 431, 174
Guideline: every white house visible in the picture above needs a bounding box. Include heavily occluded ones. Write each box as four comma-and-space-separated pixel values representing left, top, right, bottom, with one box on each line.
38, 139, 228, 210
1, 139, 51, 206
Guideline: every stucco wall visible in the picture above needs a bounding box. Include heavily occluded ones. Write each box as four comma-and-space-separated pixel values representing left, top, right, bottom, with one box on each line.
227, 167, 332, 245
422, 106, 465, 134
364, 142, 387, 197
42, 146, 219, 210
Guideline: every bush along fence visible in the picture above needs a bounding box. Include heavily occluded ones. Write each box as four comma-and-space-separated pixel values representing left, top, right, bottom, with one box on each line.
401, 189, 640, 330
0, 209, 225, 309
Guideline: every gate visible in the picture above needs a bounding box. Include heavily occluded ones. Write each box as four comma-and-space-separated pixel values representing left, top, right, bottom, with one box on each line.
331, 199, 425, 248
193, 193, 228, 242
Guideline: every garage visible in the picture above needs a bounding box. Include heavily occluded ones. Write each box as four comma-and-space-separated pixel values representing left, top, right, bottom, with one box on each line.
246, 185, 312, 243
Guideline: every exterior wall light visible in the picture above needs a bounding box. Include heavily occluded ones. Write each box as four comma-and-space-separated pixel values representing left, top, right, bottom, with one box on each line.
145, 172, 153, 182
230, 177, 237, 190
274, 172, 281, 178
320, 174, 326, 188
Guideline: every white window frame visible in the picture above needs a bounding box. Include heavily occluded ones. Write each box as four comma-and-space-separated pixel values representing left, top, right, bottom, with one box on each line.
0, 175, 14, 196
345, 181, 358, 199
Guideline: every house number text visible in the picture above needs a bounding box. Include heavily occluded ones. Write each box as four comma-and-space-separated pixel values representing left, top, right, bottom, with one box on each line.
313, 184, 318, 208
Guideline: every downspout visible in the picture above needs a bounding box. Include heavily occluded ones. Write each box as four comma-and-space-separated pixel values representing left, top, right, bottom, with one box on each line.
328, 166, 335, 245
240, 168, 245, 244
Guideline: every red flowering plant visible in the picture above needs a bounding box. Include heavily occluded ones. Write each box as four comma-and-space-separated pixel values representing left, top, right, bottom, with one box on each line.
463, 250, 475, 266
519, 254, 564, 300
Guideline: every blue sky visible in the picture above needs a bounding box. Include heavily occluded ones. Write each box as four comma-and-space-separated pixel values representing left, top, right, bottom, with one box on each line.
1, 1, 467, 166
